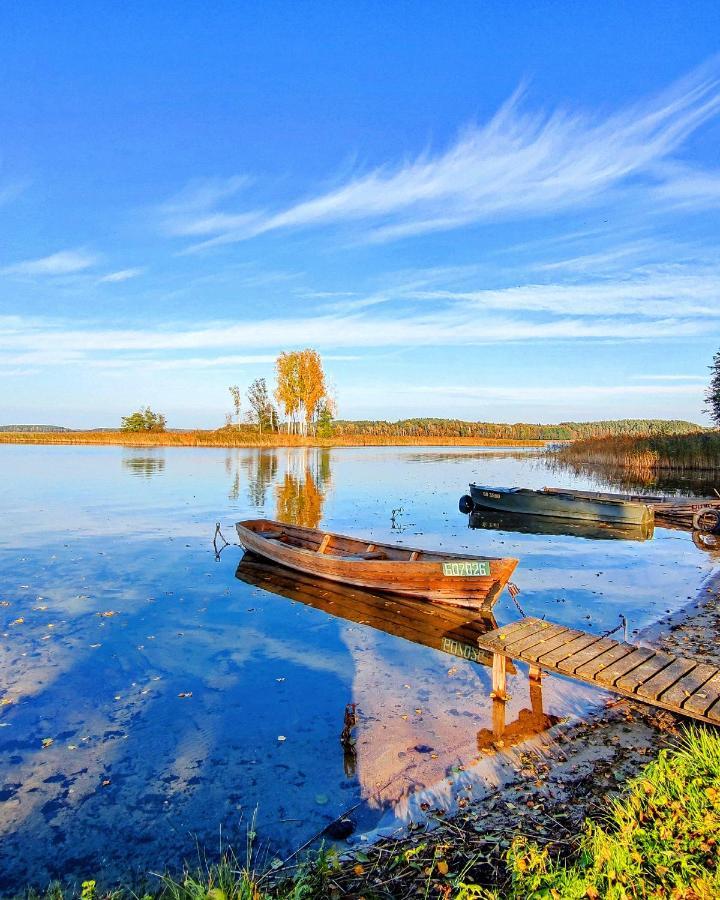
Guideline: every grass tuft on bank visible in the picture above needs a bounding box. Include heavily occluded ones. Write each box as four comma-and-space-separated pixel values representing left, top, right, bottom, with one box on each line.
466, 726, 720, 899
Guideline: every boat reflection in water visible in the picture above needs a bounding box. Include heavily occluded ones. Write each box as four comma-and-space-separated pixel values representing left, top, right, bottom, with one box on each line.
234, 555, 591, 832
236, 553, 507, 668
468, 509, 655, 542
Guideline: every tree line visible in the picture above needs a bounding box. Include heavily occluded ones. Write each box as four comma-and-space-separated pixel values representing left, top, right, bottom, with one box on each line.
118, 345, 720, 435
329, 418, 703, 440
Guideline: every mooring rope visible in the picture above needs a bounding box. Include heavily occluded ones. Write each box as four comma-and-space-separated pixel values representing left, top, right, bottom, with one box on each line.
507, 582, 529, 617
601, 613, 628, 641
213, 522, 242, 560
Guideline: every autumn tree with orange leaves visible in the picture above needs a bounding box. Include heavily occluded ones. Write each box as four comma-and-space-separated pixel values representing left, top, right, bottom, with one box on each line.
275, 349, 329, 435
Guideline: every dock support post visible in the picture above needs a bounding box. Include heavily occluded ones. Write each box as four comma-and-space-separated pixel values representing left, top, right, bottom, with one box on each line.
491, 652, 507, 701
492, 696, 506, 740
528, 663, 543, 682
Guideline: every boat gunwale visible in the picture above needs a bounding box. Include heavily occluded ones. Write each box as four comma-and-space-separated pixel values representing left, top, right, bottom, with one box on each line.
471, 483, 652, 510
236, 518, 516, 568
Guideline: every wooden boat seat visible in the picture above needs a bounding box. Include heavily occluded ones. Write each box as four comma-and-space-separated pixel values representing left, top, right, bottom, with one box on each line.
343, 550, 387, 560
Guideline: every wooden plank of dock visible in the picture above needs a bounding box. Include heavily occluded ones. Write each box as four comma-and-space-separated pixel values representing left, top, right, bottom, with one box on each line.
477, 617, 720, 725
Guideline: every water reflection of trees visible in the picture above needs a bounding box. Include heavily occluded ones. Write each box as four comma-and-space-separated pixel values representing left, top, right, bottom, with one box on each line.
224, 449, 331, 523
275, 449, 332, 528
122, 454, 166, 477
226, 451, 279, 504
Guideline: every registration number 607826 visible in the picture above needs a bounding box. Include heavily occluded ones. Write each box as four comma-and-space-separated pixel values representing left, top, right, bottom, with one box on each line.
442, 561, 490, 577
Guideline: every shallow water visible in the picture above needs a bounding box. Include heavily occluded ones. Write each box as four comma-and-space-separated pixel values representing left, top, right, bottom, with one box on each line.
0, 444, 717, 892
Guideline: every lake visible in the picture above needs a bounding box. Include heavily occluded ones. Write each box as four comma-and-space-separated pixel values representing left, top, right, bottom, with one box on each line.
0, 444, 717, 893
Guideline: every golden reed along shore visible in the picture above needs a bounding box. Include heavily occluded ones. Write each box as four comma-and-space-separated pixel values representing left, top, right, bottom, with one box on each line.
0, 430, 549, 448
557, 431, 720, 473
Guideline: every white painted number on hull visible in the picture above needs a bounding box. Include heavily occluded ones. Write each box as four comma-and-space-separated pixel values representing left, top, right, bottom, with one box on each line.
442, 561, 490, 577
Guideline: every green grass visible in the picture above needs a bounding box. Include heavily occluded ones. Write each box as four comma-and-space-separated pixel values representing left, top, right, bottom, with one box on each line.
461, 726, 720, 899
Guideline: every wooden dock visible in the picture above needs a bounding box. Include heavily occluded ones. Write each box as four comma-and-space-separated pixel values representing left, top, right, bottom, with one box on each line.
477, 617, 720, 725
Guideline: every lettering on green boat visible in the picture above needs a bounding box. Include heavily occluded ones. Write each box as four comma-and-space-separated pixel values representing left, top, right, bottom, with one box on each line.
442, 560, 490, 577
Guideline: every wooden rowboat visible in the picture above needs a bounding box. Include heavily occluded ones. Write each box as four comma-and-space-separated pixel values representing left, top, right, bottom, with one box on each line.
235, 518, 518, 610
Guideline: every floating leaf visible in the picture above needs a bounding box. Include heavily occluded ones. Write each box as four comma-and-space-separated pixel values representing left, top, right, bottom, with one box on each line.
178, 692, 193, 699
42, 738, 54, 748
11, 618, 24, 625
98, 611, 117, 618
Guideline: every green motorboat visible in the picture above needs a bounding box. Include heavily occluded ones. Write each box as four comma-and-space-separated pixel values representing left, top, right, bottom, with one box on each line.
460, 483, 654, 527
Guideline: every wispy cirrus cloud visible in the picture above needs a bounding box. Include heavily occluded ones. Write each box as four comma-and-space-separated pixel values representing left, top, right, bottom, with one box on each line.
161, 59, 720, 250
1, 249, 98, 276
633, 374, 707, 381
0, 308, 712, 365
97, 268, 145, 284
401, 266, 720, 319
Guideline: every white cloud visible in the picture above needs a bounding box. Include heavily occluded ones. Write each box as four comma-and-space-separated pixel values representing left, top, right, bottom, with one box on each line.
98, 268, 145, 283
0, 310, 711, 362
650, 161, 720, 210
633, 374, 707, 381
162, 59, 720, 250
412, 383, 702, 401
1, 249, 98, 276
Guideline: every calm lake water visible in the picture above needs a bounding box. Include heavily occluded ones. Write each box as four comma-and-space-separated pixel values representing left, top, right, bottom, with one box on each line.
1, 444, 717, 892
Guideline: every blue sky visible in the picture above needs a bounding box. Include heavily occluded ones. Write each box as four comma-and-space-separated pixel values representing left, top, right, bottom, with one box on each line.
1, 1, 720, 428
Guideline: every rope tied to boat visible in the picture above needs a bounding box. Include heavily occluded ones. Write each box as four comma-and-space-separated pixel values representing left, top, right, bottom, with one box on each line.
213, 523, 242, 560
507, 582, 528, 617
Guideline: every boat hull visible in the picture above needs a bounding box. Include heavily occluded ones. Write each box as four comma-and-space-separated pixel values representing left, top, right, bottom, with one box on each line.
235, 519, 517, 610
468, 484, 653, 526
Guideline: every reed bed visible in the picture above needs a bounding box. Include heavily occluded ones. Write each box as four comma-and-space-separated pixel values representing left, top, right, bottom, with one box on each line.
0, 430, 547, 449
556, 431, 720, 474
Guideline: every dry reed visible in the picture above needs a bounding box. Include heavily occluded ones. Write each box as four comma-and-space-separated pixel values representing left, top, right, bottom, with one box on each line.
0, 430, 548, 449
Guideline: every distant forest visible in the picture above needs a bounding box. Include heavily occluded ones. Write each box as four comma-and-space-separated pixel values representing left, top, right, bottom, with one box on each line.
0, 424, 70, 433
0, 419, 703, 439
330, 418, 703, 439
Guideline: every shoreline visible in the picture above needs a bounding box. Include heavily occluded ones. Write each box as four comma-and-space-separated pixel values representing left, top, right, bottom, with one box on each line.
0, 432, 549, 449
20, 573, 720, 897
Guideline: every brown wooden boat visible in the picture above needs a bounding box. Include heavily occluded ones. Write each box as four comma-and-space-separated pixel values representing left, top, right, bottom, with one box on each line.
235, 518, 518, 610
